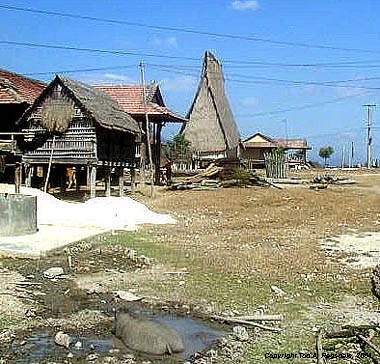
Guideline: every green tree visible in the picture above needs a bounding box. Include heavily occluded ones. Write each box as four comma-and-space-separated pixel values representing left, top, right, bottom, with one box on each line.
319, 146, 334, 167
164, 134, 192, 162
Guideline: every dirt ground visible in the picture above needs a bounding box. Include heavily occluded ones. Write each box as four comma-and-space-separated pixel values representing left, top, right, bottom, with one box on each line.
1, 169, 380, 363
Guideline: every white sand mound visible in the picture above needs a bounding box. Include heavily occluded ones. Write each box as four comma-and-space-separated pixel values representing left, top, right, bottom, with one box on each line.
1, 185, 175, 231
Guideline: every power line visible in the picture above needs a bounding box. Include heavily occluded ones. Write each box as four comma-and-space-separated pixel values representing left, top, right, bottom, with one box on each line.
150, 65, 380, 91
0, 40, 201, 62
23, 64, 137, 76
1, 3, 380, 54
236, 92, 372, 117
5, 39, 380, 70
20, 63, 380, 88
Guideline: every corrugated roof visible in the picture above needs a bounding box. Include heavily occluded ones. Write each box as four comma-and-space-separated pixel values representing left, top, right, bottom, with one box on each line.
95, 84, 187, 123
0, 69, 45, 104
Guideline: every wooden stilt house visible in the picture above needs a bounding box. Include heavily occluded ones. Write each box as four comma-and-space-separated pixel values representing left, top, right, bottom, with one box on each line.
181, 51, 241, 168
96, 84, 187, 184
17, 75, 141, 197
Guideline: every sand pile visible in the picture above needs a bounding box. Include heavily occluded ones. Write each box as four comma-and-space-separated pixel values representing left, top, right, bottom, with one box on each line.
0, 185, 175, 231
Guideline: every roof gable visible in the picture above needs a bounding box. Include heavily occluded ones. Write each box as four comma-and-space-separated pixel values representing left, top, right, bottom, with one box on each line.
243, 133, 275, 144
19, 76, 140, 135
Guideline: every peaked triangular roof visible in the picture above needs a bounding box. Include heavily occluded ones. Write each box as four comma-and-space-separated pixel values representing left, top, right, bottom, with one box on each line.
243, 132, 277, 147
181, 51, 240, 153
19, 76, 140, 135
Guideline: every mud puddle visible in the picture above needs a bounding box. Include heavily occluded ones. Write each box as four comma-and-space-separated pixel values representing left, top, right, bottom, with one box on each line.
9, 312, 224, 364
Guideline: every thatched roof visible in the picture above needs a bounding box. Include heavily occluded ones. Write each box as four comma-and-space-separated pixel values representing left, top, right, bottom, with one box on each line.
181, 51, 240, 153
19, 75, 140, 135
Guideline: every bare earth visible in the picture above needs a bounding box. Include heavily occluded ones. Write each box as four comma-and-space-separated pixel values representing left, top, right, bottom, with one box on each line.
1, 170, 380, 363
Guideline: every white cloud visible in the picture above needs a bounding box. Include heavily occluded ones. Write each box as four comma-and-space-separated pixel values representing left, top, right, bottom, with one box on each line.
231, 0, 259, 11
103, 73, 136, 83
82, 73, 137, 85
240, 96, 258, 108
151, 36, 178, 49
160, 75, 197, 92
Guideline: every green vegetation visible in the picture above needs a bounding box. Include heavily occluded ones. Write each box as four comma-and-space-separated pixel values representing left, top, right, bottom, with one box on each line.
319, 146, 334, 167
164, 134, 192, 163
103, 230, 373, 363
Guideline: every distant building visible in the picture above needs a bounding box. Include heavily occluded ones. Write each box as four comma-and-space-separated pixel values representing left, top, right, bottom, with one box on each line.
242, 132, 311, 169
181, 51, 241, 168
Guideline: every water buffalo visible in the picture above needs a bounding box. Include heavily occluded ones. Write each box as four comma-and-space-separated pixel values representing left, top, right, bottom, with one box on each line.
113, 312, 185, 355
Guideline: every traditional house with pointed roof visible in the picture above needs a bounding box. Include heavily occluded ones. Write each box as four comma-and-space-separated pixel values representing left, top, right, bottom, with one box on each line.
96, 83, 187, 183
18, 75, 141, 197
242, 132, 311, 169
181, 51, 241, 167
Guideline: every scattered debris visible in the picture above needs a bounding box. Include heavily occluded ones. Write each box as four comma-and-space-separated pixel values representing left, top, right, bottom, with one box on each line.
171, 163, 284, 191
114, 290, 143, 302
54, 331, 72, 349
86, 353, 99, 361
43, 267, 65, 279
232, 326, 249, 342
317, 324, 380, 363
270, 285, 286, 296
311, 174, 356, 186
372, 264, 380, 300
211, 315, 282, 332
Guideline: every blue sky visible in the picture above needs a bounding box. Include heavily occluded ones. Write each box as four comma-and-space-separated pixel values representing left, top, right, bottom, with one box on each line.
1, 0, 379, 164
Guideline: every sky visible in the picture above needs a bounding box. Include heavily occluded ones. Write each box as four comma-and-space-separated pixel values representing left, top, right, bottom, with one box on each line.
1, 0, 380, 165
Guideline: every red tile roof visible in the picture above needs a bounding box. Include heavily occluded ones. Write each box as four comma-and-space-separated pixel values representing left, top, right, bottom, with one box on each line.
95, 84, 187, 123
0, 69, 45, 104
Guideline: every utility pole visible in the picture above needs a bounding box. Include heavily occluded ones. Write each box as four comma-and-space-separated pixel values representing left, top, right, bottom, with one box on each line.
348, 141, 354, 168
363, 104, 376, 169
139, 61, 155, 198
341, 144, 346, 169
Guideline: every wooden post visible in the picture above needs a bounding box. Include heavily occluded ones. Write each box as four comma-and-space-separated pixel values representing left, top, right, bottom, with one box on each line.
119, 167, 124, 197
315, 329, 323, 364
25, 164, 32, 188
15, 162, 21, 194
75, 166, 80, 192
90, 165, 97, 199
44, 136, 56, 193
139, 61, 155, 198
60, 166, 66, 193
86, 165, 91, 190
105, 167, 111, 197
154, 122, 162, 185
131, 167, 136, 193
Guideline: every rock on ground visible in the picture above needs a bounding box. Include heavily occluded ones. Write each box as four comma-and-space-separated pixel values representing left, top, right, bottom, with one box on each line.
54, 331, 72, 349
